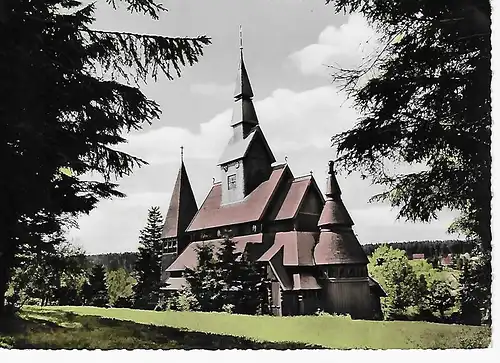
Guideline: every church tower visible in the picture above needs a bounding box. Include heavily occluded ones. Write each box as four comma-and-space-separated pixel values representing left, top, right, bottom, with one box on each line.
314, 160, 373, 319
160, 147, 198, 282
217, 27, 276, 205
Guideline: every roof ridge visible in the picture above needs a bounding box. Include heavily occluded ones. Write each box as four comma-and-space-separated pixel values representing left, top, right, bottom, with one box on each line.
293, 174, 313, 182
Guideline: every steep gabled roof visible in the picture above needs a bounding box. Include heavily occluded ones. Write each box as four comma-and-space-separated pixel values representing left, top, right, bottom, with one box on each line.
166, 233, 263, 272
161, 161, 198, 239
218, 126, 276, 166
186, 163, 289, 232
275, 175, 325, 221
234, 49, 254, 100
258, 231, 318, 266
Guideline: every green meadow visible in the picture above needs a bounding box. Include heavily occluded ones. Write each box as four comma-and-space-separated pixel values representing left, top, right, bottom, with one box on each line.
0, 306, 490, 349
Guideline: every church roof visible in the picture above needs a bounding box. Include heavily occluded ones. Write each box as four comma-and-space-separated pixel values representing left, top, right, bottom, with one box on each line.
275, 175, 324, 221
292, 272, 321, 290
161, 161, 198, 239
231, 94, 259, 127
186, 163, 288, 232
315, 160, 368, 265
161, 277, 187, 291
166, 233, 263, 272
314, 230, 369, 265
234, 49, 254, 100
218, 126, 275, 166
257, 231, 317, 266
317, 161, 354, 228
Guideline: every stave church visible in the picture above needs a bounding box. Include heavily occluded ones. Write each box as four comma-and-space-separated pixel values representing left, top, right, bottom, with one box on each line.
159, 35, 385, 319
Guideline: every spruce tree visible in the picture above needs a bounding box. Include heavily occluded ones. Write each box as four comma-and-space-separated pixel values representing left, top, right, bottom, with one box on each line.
184, 243, 220, 312
185, 237, 266, 314
0, 0, 209, 314
327, 0, 491, 252
85, 264, 109, 307
132, 206, 164, 310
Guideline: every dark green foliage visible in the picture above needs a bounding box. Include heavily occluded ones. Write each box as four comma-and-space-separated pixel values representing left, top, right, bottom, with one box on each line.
184, 238, 266, 314
327, 0, 491, 252
0, 0, 209, 314
459, 249, 491, 325
85, 264, 109, 307
87, 252, 138, 273
132, 206, 164, 310
184, 243, 220, 312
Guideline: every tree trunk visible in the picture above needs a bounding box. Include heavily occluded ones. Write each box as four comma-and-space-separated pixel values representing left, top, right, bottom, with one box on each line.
0, 263, 7, 315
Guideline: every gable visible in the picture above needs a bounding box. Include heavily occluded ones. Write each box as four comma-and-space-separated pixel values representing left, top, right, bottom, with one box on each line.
186, 164, 290, 232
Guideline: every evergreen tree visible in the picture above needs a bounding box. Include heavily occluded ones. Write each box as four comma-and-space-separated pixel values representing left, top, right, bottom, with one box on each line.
132, 206, 164, 310
459, 249, 491, 325
0, 0, 209, 314
236, 251, 266, 315
85, 264, 109, 307
184, 243, 220, 312
107, 268, 136, 307
185, 237, 266, 314
327, 0, 491, 252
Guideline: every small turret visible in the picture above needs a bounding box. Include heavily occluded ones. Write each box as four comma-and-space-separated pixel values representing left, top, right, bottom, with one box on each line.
314, 160, 367, 265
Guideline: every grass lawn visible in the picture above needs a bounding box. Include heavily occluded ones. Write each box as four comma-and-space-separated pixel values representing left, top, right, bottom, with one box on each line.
0, 306, 491, 349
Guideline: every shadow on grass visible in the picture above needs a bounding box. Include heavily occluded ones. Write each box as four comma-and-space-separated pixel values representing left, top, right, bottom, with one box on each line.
0, 309, 325, 350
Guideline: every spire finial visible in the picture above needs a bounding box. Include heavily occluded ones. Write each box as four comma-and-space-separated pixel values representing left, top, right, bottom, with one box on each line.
328, 160, 334, 175
239, 25, 243, 50
180, 146, 184, 162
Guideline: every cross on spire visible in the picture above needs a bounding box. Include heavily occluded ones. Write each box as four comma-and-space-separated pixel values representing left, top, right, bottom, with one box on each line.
180, 146, 184, 162
239, 25, 243, 50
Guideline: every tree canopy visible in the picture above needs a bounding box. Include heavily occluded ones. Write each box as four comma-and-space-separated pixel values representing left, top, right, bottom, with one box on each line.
327, 0, 491, 251
0, 0, 210, 314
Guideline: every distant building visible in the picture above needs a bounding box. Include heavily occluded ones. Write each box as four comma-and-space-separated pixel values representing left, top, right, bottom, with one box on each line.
158, 36, 385, 319
441, 254, 453, 266
412, 253, 425, 260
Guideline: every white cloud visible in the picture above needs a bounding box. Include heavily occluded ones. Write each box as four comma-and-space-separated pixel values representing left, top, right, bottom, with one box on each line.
190, 82, 235, 97
69, 192, 170, 254
290, 13, 381, 77
118, 85, 358, 167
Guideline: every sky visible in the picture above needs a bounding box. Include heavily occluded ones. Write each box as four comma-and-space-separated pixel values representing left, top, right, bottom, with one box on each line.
68, 0, 462, 254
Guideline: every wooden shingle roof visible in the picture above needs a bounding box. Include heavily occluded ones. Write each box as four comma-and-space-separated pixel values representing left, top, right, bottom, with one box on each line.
186, 164, 288, 232
161, 161, 198, 239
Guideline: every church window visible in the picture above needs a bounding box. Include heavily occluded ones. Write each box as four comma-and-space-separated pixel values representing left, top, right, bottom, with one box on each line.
228, 174, 237, 190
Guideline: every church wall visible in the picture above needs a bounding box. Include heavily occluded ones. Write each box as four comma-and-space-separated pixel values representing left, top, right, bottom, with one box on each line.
243, 137, 273, 196
160, 252, 177, 283
221, 159, 245, 205
295, 187, 323, 231
322, 278, 374, 319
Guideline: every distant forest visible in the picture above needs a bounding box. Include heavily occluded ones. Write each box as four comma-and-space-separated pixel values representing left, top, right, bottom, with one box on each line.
87, 252, 137, 273
86, 240, 476, 271
362, 239, 476, 258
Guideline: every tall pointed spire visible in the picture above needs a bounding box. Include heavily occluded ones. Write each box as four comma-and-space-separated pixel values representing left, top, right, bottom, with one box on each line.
162, 154, 198, 239
231, 26, 258, 135
234, 26, 254, 100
